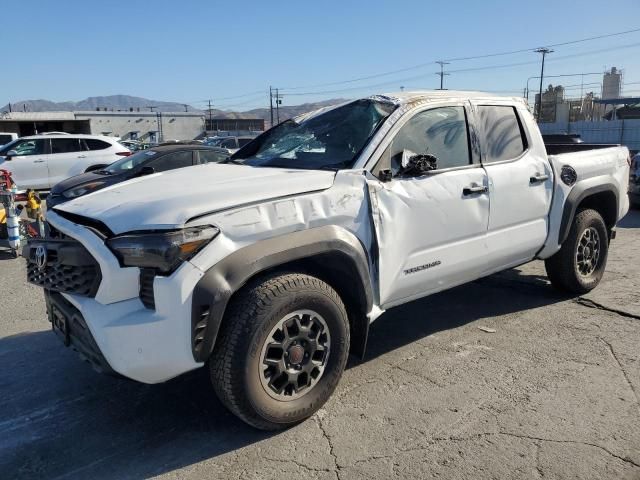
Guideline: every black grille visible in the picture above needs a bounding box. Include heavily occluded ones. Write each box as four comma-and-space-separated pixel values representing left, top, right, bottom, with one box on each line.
139, 269, 156, 309
25, 239, 102, 297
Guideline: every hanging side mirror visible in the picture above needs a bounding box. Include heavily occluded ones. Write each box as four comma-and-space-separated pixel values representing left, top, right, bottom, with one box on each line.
401, 150, 438, 177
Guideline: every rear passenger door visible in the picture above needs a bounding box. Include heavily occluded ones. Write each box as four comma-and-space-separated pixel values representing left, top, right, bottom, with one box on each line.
473, 103, 553, 272
48, 137, 87, 187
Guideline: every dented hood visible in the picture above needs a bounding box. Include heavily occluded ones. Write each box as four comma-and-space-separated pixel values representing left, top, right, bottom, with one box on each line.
53, 163, 336, 234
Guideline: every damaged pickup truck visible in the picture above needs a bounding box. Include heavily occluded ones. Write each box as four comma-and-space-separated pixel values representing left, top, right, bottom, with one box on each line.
25, 92, 630, 429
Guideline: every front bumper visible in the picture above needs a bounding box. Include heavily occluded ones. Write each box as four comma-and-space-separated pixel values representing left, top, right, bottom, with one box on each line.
35, 211, 206, 384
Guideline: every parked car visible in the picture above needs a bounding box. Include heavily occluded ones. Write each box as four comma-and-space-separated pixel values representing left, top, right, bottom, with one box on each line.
0, 134, 130, 190
26, 92, 630, 430
0, 132, 18, 147
204, 135, 256, 154
630, 152, 640, 208
47, 144, 229, 208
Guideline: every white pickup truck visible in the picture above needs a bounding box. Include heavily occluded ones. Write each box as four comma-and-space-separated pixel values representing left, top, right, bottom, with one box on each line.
25, 91, 630, 430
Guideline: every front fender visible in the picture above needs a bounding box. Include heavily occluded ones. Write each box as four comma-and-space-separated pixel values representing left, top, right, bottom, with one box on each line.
190, 225, 374, 362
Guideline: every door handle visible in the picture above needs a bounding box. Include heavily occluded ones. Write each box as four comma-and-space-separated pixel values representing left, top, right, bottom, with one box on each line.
33, 160, 45, 163
77, 155, 87, 158
530, 174, 549, 184
463, 185, 488, 195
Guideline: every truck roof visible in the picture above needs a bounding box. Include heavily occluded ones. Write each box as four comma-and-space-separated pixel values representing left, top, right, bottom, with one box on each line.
376, 90, 528, 106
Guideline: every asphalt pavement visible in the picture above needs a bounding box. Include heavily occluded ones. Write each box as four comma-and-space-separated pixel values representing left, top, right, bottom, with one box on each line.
1, 210, 639, 480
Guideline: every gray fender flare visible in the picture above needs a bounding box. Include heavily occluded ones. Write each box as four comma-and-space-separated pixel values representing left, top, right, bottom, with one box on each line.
559, 181, 619, 245
191, 225, 374, 362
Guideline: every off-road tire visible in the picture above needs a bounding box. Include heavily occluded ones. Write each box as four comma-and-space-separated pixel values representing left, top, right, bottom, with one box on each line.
545, 208, 609, 294
209, 272, 350, 430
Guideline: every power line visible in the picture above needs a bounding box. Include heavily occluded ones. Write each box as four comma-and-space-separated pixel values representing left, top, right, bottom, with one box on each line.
278, 27, 640, 92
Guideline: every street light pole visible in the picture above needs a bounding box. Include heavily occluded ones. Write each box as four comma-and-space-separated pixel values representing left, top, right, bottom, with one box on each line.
534, 48, 553, 121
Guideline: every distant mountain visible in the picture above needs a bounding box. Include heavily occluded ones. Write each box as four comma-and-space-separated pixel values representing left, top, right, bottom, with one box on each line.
2, 95, 197, 113
1, 95, 349, 125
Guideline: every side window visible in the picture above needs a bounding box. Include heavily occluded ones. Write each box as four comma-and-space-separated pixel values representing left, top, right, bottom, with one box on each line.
220, 138, 237, 149
10, 139, 46, 156
477, 106, 527, 162
84, 139, 111, 151
51, 138, 82, 154
150, 151, 193, 172
237, 138, 252, 148
198, 150, 228, 164
389, 106, 471, 171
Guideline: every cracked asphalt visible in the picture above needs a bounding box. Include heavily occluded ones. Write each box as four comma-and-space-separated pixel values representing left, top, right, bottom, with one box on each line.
1, 209, 639, 480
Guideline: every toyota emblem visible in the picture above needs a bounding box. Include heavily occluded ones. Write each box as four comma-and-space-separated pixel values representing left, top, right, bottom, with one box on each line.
35, 245, 48, 271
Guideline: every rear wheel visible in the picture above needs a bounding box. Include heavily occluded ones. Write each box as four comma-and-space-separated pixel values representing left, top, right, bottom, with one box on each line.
545, 208, 609, 294
209, 272, 350, 430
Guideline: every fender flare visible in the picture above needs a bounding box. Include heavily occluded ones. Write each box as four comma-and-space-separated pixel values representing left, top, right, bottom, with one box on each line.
559, 181, 619, 244
191, 225, 374, 362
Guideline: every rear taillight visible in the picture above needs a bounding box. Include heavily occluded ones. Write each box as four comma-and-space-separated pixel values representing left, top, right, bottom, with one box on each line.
116, 151, 131, 157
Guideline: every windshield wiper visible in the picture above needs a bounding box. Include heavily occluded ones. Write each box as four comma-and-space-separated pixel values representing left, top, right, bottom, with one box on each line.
317, 161, 352, 171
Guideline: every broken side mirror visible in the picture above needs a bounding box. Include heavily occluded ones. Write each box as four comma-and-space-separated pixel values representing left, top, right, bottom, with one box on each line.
400, 150, 438, 177
378, 169, 393, 182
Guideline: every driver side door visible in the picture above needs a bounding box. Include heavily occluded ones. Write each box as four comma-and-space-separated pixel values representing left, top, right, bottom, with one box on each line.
368, 104, 490, 308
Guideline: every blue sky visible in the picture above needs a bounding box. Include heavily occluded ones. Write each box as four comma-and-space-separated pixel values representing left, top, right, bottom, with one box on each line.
3, 0, 639, 111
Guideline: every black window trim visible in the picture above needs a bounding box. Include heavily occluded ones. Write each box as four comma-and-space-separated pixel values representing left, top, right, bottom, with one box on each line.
476, 104, 531, 166
50, 137, 84, 155
369, 103, 482, 176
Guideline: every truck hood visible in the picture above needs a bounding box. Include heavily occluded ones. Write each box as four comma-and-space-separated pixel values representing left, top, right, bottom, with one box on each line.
53, 163, 336, 234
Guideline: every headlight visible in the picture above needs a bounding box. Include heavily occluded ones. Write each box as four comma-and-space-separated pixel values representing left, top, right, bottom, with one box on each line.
106, 226, 219, 274
62, 181, 106, 199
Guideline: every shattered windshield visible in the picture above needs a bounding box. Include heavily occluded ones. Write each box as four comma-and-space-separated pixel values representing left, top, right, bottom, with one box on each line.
231, 99, 397, 170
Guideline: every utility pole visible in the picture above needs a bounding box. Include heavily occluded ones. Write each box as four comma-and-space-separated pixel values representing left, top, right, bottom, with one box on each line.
207, 99, 213, 133
435, 61, 450, 90
146, 105, 157, 112
269, 86, 274, 127
534, 48, 553, 121
274, 89, 283, 125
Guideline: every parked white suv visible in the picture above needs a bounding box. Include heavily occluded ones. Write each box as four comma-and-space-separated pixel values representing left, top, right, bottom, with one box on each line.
28, 92, 630, 429
0, 134, 130, 189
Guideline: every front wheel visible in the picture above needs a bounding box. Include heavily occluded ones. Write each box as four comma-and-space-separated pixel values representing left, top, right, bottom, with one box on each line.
545, 208, 609, 294
209, 272, 350, 430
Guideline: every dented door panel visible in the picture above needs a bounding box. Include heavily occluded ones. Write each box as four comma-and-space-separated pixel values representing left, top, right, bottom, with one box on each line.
368, 167, 490, 308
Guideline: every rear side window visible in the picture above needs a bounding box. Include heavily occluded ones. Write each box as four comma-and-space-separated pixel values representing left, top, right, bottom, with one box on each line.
150, 151, 193, 172
220, 138, 237, 149
477, 106, 527, 162
51, 138, 83, 154
84, 139, 112, 151
198, 150, 228, 164
0, 135, 14, 144
237, 138, 252, 148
